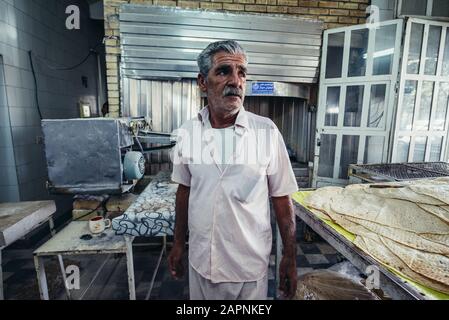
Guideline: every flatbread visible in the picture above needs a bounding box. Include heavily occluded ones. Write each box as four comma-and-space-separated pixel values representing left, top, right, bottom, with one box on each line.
354, 235, 449, 294
304, 186, 343, 211
364, 186, 445, 205
409, 184, 449, 206
306, 187, 449, 253
420, 233, 449, 247
417, 204, 449, 224
344, 215, 449, 256
381, 237, 449, 286
309, 208, 333, 221
330, 191, 449, 235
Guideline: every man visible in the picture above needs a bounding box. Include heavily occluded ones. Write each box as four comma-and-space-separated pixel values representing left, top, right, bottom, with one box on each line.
168, 40, 298, 300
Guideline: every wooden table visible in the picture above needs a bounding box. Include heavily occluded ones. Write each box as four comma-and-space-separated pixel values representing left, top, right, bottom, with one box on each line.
0, 201, 57, 300
33, 221, 136, 300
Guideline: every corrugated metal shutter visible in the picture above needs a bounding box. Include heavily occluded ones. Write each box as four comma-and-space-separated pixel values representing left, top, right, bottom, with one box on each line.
119, 5, 323, 83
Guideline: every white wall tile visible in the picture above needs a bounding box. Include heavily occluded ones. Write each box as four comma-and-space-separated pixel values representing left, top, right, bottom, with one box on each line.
11, 125, 34, 146
26, 106, 40, 126
3, 23, 19, 48
0, 126, 12, 147
0, 22, 8, 45
0, 184, 20, 202
0, 85, 7, 107
0, 1, 8, 23
9, 106, 26, 126
0, 107, 10, 128
17, 49, 30, 70
0, 146, 16, 166
6, 2, 17, 27
0, 164, 19, 186
0, 43, 15, 67
4, 65, 21, 87
5, 85, 16, 107
17, 162, 34, 184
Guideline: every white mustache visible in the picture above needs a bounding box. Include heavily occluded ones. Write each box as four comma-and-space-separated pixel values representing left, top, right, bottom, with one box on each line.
223, 86, 243, 98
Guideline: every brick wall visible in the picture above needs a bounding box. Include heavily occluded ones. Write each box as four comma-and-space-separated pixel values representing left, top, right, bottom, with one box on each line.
104, 0, 370, 116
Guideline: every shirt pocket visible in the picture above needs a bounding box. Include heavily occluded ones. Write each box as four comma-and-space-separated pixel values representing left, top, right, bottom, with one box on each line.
229, 165, 266, 204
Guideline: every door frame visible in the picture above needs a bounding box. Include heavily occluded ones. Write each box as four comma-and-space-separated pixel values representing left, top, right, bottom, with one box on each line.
312, 19, 404, 187
391, 17, 449, 163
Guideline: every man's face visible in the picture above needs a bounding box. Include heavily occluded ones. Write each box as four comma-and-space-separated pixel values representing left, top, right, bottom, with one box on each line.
198, 51, 247, 114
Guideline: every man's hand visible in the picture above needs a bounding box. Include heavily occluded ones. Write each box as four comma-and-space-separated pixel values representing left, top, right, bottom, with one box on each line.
278, 254, 297, 299
168, 242, 185, 280
272, 195, 297, 299
168, 184, 190, 280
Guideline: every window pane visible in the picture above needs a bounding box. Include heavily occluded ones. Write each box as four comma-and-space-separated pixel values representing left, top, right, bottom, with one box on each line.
367, 84, 387, 128
401, 0, 427, 15
348, 29, 369, 77
429, 136, 443, 161
364, 136, 385, 164
325, 87, 340, 126
413, 136, 427, 162
424, 26, 442, 75
416, 81, 434, 131
400, 80, 418, 130
339, 135, 359, 179
442, 30, 449, 76
373, 24, 396, 75
397, 136, 411, 162
344, 85, 364, 127
326, 32, 345, 79
407, 23, 424, 74
432, 0, 449, 17
433, 82, 449, 130
318, 134, 337, 178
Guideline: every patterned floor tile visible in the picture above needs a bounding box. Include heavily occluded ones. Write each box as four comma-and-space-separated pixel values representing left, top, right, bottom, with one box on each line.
316, 242, 338, 255
305, 254, 330, 265
299, 243, 321, 254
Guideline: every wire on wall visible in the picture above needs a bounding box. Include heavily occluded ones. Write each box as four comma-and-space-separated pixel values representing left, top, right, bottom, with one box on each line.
28, 51, 43, 120
28, 41, 104, 120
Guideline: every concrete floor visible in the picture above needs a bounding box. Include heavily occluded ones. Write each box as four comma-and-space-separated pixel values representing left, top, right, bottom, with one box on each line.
2, 219, 346, 300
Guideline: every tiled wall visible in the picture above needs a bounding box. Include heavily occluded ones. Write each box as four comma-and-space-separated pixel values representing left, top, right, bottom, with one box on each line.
0, 0, 105, 202
0, 57, 19, 201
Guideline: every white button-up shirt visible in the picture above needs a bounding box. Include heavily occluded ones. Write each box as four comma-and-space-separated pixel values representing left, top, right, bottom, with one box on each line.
171, 106, 297, 283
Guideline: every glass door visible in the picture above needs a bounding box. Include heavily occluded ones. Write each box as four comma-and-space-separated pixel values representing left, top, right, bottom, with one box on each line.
392, 18, 449, 162
313, 20, 404, 187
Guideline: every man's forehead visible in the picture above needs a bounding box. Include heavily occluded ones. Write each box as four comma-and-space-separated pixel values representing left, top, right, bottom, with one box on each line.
211, 52, 247, 68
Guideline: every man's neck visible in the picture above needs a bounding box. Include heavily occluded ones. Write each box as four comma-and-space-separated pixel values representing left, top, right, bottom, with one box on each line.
208, 106, 240, 129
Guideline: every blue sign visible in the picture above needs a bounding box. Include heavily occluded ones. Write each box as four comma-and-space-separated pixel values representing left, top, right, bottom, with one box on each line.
251, 82, 274, 95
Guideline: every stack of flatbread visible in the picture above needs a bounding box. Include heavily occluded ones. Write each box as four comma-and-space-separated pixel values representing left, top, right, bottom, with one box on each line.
304, 177, 449, 295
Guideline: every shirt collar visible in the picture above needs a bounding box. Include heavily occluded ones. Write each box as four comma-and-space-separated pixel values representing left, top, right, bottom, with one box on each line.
198, 105, 249, 135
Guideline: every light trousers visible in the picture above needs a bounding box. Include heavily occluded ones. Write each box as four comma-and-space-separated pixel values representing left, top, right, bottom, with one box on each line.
189, 264, 268, 300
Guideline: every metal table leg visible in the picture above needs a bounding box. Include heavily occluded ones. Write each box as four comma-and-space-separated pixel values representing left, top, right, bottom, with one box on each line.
34, 255, 49, 300
0, 247, 4, 300
125, 236, 136, 300
48, 217, 72, 300
145, 235, 166, 300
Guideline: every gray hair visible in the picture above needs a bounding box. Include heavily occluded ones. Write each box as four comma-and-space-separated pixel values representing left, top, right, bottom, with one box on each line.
197, 40, 247, 78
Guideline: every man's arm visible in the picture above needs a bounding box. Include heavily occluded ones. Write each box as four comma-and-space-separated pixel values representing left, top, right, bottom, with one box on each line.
168, 184, 190, 279
272, 195, 297, 299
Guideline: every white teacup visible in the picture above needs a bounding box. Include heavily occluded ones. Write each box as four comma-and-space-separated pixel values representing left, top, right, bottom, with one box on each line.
89, 216, 111, 234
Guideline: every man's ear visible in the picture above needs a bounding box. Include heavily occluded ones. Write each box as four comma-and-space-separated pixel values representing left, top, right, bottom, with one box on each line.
197, 73, 207, 93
